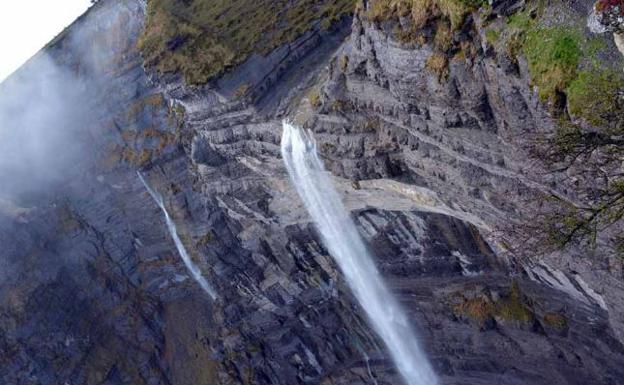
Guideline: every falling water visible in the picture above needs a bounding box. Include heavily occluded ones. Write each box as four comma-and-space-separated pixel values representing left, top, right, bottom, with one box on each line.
281, 122, 438, 385
138, 172, 217, 300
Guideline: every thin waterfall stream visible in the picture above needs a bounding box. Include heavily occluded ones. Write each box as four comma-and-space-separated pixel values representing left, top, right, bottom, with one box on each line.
138, 172, 217, 300
281, 121, 438, 385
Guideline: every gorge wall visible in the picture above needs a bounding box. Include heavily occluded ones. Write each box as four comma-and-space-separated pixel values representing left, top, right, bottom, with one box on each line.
1, 0, 624, 384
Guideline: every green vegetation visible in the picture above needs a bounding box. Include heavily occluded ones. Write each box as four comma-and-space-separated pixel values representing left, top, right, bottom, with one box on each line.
138, 1, 233, 85
502, 4, 614, 106
495, 3, 624, 254
366, 0, 487, 81
541, 117, 624, 253
495, 282, 534, 322
138, 0, 357, 85
544, 174, 624, 250
485, 28, 500, 45
506, 6, 535, 31
587, 36, 608, 58
567, 68, 624, 129
524, 27, 582, 102
539, 57, 624, 254
453, 282, 534, 325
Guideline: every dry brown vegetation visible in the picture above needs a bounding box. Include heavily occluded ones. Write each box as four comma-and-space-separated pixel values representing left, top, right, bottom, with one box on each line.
138, 0, 357, 85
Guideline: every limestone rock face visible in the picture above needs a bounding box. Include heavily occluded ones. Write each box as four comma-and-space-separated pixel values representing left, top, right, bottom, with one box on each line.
615, 32, 624, 55
1, 1, 624, 385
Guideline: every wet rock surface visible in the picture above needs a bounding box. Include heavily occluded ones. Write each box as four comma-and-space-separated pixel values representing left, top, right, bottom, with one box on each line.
1, 0, 624, 384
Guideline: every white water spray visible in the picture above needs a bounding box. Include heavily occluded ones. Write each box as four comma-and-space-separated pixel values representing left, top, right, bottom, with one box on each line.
138, 172, 217, 300
281, 122, 438, 385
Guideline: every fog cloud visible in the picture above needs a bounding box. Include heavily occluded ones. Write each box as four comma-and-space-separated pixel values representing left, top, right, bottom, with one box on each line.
0, 53, 94, 202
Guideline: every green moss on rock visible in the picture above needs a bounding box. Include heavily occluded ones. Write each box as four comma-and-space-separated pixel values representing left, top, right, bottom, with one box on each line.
485, 28, 500, 45
567, 68, 624, 130
523, 27, 582, 102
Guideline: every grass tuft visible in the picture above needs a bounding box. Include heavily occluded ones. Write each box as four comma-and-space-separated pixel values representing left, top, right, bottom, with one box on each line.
139, 0, 357, 85
426, 52, 450, 80
523, 27, 582, 102
367, 0, 486, 32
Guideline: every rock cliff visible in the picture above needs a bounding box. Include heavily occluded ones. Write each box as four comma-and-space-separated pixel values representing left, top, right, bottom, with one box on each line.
1, 0, 624, 384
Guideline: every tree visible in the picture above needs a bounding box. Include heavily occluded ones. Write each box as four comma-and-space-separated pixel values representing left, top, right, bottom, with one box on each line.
539, 68, 624, 256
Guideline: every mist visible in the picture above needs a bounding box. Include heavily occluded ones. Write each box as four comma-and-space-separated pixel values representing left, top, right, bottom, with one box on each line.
0, 53, 95, 204
0, 0, 140, 282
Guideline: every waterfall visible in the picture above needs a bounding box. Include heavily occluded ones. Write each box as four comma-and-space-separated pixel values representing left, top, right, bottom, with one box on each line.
281, 122, 438, 385
138, 172, 217, 300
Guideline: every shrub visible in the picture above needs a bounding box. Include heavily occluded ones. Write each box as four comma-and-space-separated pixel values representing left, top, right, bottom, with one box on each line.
567, 68, 624, 130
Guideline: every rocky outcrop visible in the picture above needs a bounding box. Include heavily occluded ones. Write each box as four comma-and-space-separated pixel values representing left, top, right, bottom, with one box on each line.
616, 31, 624, 54
1, 0, 624, 384
594, 0, 624, 32
307, 0, 624, 342
591, 0, 624, 55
